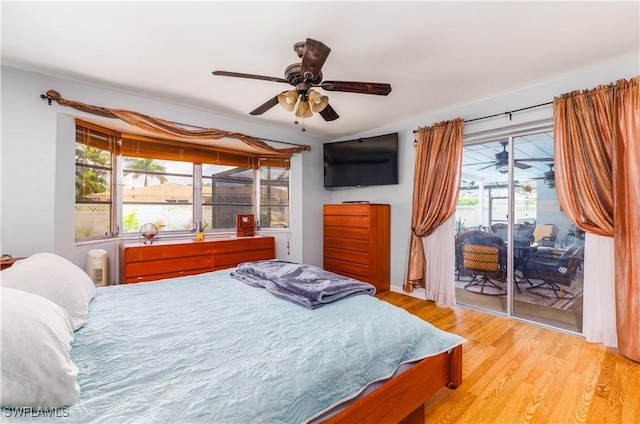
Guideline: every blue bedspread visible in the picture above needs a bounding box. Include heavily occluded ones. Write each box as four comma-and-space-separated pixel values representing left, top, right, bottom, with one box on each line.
7, 269, 465, 423
231, 260, 376, 309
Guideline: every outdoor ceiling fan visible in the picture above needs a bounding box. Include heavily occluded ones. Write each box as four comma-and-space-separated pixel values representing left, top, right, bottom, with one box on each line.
531, 163, 556, 188
468, 141, 553, 174
212, 38, 392, 131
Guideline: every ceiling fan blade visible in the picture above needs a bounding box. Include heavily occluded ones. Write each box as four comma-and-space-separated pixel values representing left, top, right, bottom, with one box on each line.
514, 161, 532, 170
212, 71, 290, 84
515, 157, 554, 163
320, 81, 392, 95
319, 104, 339, 121
478, 164, 496, 171
464, 160, 497, 166
301, 38, 331, 81
249, 95, 279, 116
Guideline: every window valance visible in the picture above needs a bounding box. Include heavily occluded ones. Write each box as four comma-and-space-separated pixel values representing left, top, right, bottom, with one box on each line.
52, 88, 309, 163
76, 119, 290, 169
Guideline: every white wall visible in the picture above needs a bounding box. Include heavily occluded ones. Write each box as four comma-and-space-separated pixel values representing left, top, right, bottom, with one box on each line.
2, 58, 637, 289
0, 66, 329, 282
326, 57, 639, 292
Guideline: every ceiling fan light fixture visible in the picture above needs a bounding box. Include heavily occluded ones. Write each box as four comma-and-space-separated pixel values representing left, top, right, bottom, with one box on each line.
308, 90, 329, 113
543, 164, 555, 188
294, 99, 313, 118
496, 162, 509, 174
277, 90, 299, 112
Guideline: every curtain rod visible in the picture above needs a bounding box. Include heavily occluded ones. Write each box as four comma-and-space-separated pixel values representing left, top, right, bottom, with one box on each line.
412, 101, 553, 133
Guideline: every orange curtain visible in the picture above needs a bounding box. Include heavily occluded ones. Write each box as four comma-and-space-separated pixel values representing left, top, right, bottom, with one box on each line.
405, 118, 464, 292
554, 76, 640, 362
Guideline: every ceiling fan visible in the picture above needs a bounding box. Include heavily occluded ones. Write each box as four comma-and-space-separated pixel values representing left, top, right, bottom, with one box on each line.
468, 141, 553, 174
531, 163, 556, 187
212, 38, 392, 130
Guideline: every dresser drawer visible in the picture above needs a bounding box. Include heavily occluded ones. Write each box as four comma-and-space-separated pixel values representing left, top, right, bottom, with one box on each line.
324, 258, 370, 281
125, 254, 212, 278
324, 267, 370, 284
211, 237, 274, 253
324, 236, 370, 253
324, 215, 370, 228
324, 204, 373, 216
323, 247, 370, 266
125, 268, 209, 284
324, 226, 370, 241
213, 248, 274, 270
126, 242, 212, 261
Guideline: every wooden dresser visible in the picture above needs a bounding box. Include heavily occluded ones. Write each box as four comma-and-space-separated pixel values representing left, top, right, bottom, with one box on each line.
119, 236, 275, 284
323, 204, 390, 292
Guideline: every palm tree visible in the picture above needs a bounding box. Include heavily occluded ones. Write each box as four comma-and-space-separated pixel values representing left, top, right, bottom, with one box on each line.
76, 144, 110, 200
124, 158, 168, 186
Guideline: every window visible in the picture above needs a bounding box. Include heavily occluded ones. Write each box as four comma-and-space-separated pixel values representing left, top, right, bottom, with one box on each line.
122, 157, 194, 234
202, 164, 253, 230
75, 124, 117, 239
260, 166, 289, 228
74, 120, 290, 241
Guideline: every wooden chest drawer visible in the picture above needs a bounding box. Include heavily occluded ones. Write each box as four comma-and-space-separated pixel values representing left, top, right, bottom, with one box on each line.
324, 247, 370, 266
324, 236, 370, 253
324, 204, 374, 216
125, 254, 212, 278
210, 237, 274, 253
324, 215, 370, 228
212, 237, 275, 270
119, 237, 275, 284
126, 242, 212, 261
324, 258, 370, 281
126, 269, 208, 284
324, 226, 370, 241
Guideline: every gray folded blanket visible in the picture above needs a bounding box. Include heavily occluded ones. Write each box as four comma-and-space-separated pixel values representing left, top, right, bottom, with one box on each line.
230, 260, 376, 309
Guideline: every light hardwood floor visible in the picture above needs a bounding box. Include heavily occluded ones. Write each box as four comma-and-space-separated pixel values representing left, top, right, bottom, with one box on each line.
377, 291, 640, 424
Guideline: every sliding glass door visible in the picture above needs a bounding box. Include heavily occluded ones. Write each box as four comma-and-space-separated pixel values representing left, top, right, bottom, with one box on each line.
454, 130, 584, 333
510, 133, 583, 333
455, 140, 509, 314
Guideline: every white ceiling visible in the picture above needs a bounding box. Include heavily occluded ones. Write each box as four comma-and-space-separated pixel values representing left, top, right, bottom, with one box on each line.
1, 1, 639, 140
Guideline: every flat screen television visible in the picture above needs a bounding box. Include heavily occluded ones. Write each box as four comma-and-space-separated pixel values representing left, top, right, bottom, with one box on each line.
323, 132, 399, 188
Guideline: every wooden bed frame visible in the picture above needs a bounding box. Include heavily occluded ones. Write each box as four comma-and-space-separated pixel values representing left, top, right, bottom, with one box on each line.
327, 345, 462, 424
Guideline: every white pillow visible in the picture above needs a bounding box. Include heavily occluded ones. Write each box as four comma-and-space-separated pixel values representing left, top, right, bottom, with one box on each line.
1, 253, 96, 330
0, 287, 80, 407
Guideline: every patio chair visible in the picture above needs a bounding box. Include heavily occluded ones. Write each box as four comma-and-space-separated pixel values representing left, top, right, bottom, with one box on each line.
533, 224, 559, 247
455, 230, 489, 280
513, 223, 535, 248
458, 232, 507, 296
490, 223, 508, 241
522, 240, 584, 298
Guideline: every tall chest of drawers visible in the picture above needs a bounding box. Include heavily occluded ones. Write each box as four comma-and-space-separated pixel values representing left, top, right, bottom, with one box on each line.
323, 204, 390, 293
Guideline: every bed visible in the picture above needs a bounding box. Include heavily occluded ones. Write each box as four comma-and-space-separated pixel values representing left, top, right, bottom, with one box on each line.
1, 255, 464, 423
